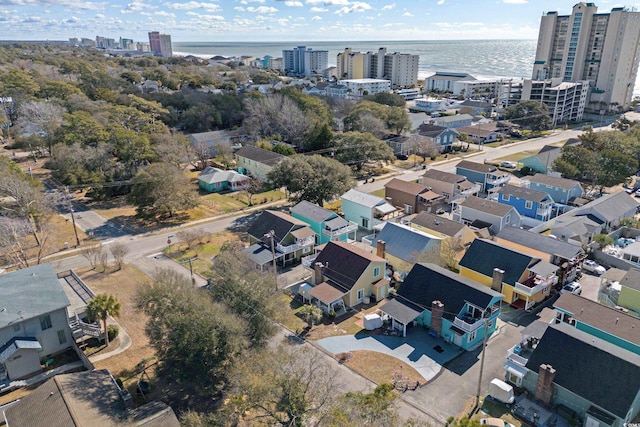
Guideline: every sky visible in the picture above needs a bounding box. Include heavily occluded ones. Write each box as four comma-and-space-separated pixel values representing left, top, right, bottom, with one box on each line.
0, 0, 637, 42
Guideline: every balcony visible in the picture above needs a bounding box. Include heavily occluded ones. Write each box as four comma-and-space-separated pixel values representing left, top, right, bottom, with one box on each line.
536, 203, 553, 219
453, 315, 484, 333
487, 174, 510, 186
515, 274, 557, 297
322, 221, 358, 239
507, 336, 539, 367
276, 236, 315, 255
457, 183, 482, 197
301, 254, 318, 268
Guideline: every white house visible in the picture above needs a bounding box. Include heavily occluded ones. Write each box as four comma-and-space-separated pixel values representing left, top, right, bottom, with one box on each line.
341, 189, 397, 231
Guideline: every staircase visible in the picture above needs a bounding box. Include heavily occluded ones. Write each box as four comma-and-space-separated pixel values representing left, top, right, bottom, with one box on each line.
69, 313, 102, 340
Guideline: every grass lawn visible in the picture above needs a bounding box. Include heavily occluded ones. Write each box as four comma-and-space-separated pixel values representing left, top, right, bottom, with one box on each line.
77, 265, 156, 379
492, 150, 539, 163
164, 231, 240, 276
343, 350, 426, 387
472, 398, 523, 427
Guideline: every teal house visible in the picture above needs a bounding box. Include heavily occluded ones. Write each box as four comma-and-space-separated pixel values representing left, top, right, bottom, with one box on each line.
379, 263, 502, 347
198, 167, 250, 193
553, 292, 640, 355
290, 201, 358, 244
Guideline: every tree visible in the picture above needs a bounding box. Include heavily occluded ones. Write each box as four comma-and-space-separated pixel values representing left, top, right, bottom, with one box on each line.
14, 100, 65, 156
325, 383, 400, 427
136, 269, 247, 392
81, 245, 103, 270
192, 141, 212, 170
299, 304, 323, 329
333, 131, 395, 170
87, 294, 121, 347
593, 233, 614, 249
268, 154, 355, 205
406, 134, 439, 163
596, 149, 636, 190
364, 92, 406, 107
128, 163, 198, 220
272, 144, 296, 156
109, 242, 129, 271
207, 242, 280, 347
502, 100, 551, 131
177, 228, 201, 251
386, 106, 411, 135
243, 177, 264, 206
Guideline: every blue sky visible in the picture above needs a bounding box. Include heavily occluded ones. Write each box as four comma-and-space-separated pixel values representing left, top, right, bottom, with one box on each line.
0, 0, 635, 42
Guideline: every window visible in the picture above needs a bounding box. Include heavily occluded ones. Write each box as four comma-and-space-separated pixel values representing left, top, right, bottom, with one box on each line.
503, 194, 510, 202
373, 266, 380, 278
40, 314, 52, 331
505, 214, 511, 224
357, 288, 365, 301
303, 246, 311, 254
525, 201, 533, 209
468, 330, 477, 342
362, 218, 369, 229
57, 330, 67, 345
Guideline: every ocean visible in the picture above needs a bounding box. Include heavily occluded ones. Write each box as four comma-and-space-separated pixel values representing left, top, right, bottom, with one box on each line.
173, 39, 640, 96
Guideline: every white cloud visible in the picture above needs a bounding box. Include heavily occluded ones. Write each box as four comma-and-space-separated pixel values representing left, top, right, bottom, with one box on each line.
502, 0, 527, 3
240, 0, 265, 3
310, 6, 328, 12
437, 0, 444, 4
402, 11, 413, 16
234, 6, 245, 11
247, 6, 278, 13
155, 10, 176, 17
121, 0, 156, 13
381, 3, 396, 10
311, 15, 322, 20
166, 2, 221, 10
335, 2, 371, 14
283, 0, 303, 5
306, 0, 350, 5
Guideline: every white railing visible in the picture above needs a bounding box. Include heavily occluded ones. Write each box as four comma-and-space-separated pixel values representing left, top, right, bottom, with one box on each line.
301, 254, 318, 268
322, 221, 358, 239
507, 345, 529, 367
276, 236, 315, 254
458, 184, 482, 197
452, 316, 484, 333
537, 204, 553, 217
515, 275, 557, 296
487, 175, 510, 186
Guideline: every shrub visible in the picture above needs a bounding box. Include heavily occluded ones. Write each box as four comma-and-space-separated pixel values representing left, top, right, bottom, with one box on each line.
107, 325, 119, 342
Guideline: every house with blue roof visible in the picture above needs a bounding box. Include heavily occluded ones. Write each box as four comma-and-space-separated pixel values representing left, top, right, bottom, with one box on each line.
290, 201, 358, 244
364, 222, 442, 273
496, 184, 554, 223
0, 264, 73, 381
378, 263, 502, 346
455, 160, 511, 192
524, 174, 583, 206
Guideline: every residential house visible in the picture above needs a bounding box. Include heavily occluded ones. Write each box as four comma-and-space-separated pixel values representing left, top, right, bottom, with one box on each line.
495, 226, 583, 285
455, 160, 511, 192
384, 178, 445, 215
524, 174, 584, 206
504, 319, 549, 387
188, 130, 238, 158
197, 167, 251, 193
408, 112, 430, 130
340, 189, 397, 231
0, 264, 73, 381
404, 211, 477, 250
530, 192, 640, 246
428, 113, 474, 129
290, 200, 358, 245
416, 123, 459, 152
235, 145, 285, 182
458, 99, 494, 116
456, 125, 500, 145
514, 322, 640, 427
452, 195, 522, 233
518, 140, 582, 174
554, 292, 640, 355
326, 83, 349, 98
2, 369, 180, 427
379, 263, 502, 346
424, 72, 476, 93
420, 169, 480, 203
495, 184, 554, 224
243, 210, 316, 269
305, 241, 389, 313
459, 238, 558, 310
615, 268, 640, 314
364, 222, 442, 273
383, 134, 411, 156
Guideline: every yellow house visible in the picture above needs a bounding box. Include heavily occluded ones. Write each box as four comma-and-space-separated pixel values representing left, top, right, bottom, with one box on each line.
459, 239, 558, 310
307, 241, 389, 314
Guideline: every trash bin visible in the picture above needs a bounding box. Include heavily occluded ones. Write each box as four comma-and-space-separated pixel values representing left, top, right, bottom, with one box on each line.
64, 242, 69, 250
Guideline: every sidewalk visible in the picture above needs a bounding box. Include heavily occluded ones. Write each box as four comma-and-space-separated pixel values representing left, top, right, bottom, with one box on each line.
88, 319, 133, 363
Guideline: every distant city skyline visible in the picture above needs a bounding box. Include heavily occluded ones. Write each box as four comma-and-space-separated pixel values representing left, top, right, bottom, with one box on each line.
1, 0, 637, 42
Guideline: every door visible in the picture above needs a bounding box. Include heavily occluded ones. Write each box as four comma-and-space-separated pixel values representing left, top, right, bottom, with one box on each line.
357, 288, 364, 303
453, 333, 463, 346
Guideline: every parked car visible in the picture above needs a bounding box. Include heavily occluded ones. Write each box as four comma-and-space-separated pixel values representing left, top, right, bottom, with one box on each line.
561, 282, 582, 295
582, 260, 606, 275
481, 418, 516, 427
500, 161, 517, 169
635, 188, 640, 197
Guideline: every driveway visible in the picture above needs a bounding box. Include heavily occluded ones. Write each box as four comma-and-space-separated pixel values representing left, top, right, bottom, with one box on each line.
316, 327, 464, 382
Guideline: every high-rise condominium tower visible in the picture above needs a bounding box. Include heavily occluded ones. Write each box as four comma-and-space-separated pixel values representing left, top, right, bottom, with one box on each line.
532, 2, 640, 110
148, 31, 173, 58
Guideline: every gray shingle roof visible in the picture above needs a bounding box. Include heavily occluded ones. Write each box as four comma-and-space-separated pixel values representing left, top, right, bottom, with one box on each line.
417, 123, 449, 138
528, 173, 582, 191
291, 200, 336, 224
459, 239, 534, 286
526, 323, 640, 418
422, 169, 466, 184
342, 189, 393, 209
198, 167, 249, 184
495, 226, 582, 260
575, 191, 639, 223
235, 145, 285, 166
0, 264, 70, 330
456, 160, 497, 174
384, 178, 429, 197
498, 184, 550, 203
620, 268, 640, 292
370, 222, 441, 263
460, 195, 515, 217
410, 212, 466, 237
315, 241, 385, 292
246, 210, 309, 243
396, 263, 502, 321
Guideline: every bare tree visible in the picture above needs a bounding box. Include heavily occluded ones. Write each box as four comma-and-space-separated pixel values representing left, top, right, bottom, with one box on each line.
192, 141, 211, 170
81, 245, 103, 270
109, 242, 129, 271
177, 229, 201, 251
151, 133, 193, 170
357, 112, 386, 138
0, 215, 54, 268
243, 177, 264, 206
243, 95, 310, 145
99, 251, 109, 273
14, 100, 65, 156
406, 134, 439, 163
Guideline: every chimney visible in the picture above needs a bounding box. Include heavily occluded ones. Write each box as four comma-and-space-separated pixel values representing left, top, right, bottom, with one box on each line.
430, 300, 444, 337
492, 268, 505, 292
377, 240, 386, 258
314, 262, 324, 285
535, 364, 556, 406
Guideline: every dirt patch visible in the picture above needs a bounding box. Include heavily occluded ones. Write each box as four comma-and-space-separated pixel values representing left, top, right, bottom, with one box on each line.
77, 265, 156, 378
342, 350, 426, 388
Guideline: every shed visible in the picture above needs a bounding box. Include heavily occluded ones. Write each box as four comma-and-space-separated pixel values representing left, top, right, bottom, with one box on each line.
363, 313, 383, 330
298, 283, 313, 303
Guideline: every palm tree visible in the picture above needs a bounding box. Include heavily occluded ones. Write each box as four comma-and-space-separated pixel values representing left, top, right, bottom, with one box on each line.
299, 304, 323, 329
87, 294, 121, 347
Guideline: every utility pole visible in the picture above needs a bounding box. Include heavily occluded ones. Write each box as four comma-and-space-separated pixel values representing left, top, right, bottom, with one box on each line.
475, 317, 490, 411
264, 230, 277, 290
66, 188, 80, 247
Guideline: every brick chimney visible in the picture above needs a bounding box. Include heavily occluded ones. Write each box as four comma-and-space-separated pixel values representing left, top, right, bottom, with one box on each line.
492, 268, 505, 292
535, 364, 556, 406
430, 300, 444, 337
314, 262, 324, 285
377, 240, 386, 258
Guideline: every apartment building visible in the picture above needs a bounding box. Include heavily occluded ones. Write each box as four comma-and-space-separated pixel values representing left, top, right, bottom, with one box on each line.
532, 2, 640, 110
282, 46, 328, 77
521, 78, 589, 125
148, 31, 172, 57
337, 47, 419, 88
340, 79, 391, 97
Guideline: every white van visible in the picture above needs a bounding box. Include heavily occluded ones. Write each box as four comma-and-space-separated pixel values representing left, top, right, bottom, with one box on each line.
487, 378, 515, 404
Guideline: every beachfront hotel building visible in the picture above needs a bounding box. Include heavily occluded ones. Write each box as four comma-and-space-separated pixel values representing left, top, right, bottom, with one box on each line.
532, 2, 640, 110
521, 78, 589, 126
337, 48, 419, 88
148, 31, 172, 57
282, 46, 329, 77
